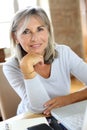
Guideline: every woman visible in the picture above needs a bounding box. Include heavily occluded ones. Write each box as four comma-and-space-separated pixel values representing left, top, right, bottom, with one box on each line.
3, 6, 87, 116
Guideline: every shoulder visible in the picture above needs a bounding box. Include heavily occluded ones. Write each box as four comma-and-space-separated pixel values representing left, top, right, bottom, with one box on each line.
55, 44, 71, 51
54, 43, 83, 66
54, 43, 82, 63
55, 43, 72, 57
3, 56, 19, 71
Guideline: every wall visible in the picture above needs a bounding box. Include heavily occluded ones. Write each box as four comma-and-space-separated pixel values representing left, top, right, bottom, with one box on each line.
49, 0, 85, 58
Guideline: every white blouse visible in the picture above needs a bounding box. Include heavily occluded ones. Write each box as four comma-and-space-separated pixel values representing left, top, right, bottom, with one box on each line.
3, 44, 87, 114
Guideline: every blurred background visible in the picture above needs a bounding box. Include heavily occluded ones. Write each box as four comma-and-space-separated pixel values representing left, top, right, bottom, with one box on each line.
0, 0, 87, 61
0, 0, 87, 92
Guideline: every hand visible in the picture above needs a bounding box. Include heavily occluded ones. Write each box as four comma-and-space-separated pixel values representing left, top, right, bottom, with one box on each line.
43, 95, 70, 115
20, 52, 44, 78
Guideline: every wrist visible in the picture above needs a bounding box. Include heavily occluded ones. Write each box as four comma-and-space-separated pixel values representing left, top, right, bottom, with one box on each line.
23, 71, 37, 79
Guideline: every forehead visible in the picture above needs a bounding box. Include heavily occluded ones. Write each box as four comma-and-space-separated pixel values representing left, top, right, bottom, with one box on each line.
19, 15, 45, 29
27, 15, 45, 27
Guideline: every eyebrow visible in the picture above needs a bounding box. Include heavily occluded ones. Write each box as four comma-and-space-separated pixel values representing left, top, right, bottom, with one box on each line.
24, 25, 45, 30
38, 25, 45, 28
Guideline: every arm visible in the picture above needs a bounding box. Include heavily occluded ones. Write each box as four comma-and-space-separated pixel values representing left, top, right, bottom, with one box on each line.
2, 53, 43, 99
20, 53, 43, 79
24, 75, 50, 113
20, 53, 50, 113
70, 53, 87, 85
43, 87, 87, 115
43, 46, 87, 115
3, 58, 26, 99
3, 57, 50, 113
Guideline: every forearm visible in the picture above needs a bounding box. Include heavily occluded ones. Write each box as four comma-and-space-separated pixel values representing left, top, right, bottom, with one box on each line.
20, 60, 36, 79
66, 87, 87, 104
20, 53, 44, 79
24, 75, 50, 113
23, 71, 37, 79
43, 87, 87, 115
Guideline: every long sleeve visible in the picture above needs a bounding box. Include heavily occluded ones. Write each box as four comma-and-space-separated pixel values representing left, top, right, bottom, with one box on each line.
24, 74, 50, 113
3, 57, 50, 113
67, 46, 87, 85
3, 58, 26, 99
3, 45, 87, 114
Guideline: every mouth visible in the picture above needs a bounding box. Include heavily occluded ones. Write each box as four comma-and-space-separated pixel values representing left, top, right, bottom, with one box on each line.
30, 43, 42, 48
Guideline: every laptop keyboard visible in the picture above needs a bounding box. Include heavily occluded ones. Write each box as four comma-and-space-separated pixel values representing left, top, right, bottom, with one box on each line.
51, 100, 87, 130
63, 113, 84, 130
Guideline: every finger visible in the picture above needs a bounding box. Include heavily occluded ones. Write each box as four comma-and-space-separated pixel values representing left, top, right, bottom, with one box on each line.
34, 56, 44, 65
43, 104, 57, 115
44, 99, 56, 107
46, 102, 58, 112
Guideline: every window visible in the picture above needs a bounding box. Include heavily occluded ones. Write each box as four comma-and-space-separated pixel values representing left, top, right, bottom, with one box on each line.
0, 0, 14, 48
0, 0, 37, 49
0, 0, 50, 59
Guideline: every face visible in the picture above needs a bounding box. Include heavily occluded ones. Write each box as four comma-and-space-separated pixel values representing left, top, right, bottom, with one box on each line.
15, 16, 49, 55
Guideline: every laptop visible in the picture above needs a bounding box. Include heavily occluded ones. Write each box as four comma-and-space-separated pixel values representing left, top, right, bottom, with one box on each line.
51, 100, 87, 130
82, 104, 87, 130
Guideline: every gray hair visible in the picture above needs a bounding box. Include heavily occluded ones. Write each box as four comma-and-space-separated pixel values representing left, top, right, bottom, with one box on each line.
10, 6, 57, 64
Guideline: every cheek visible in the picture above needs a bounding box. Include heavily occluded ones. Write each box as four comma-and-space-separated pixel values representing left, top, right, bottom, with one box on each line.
41, 32, 49, 43
16, 35, 27, 46
17, 37, 27, 50
16, 33, 30, 52
17, 35, 25, 43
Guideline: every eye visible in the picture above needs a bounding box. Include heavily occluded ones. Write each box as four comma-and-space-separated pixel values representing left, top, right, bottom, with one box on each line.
37, 27, 44, 32
22, 29, 31, 34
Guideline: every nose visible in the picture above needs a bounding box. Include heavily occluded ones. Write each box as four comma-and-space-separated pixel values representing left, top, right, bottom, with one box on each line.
31, 32, 38, 42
